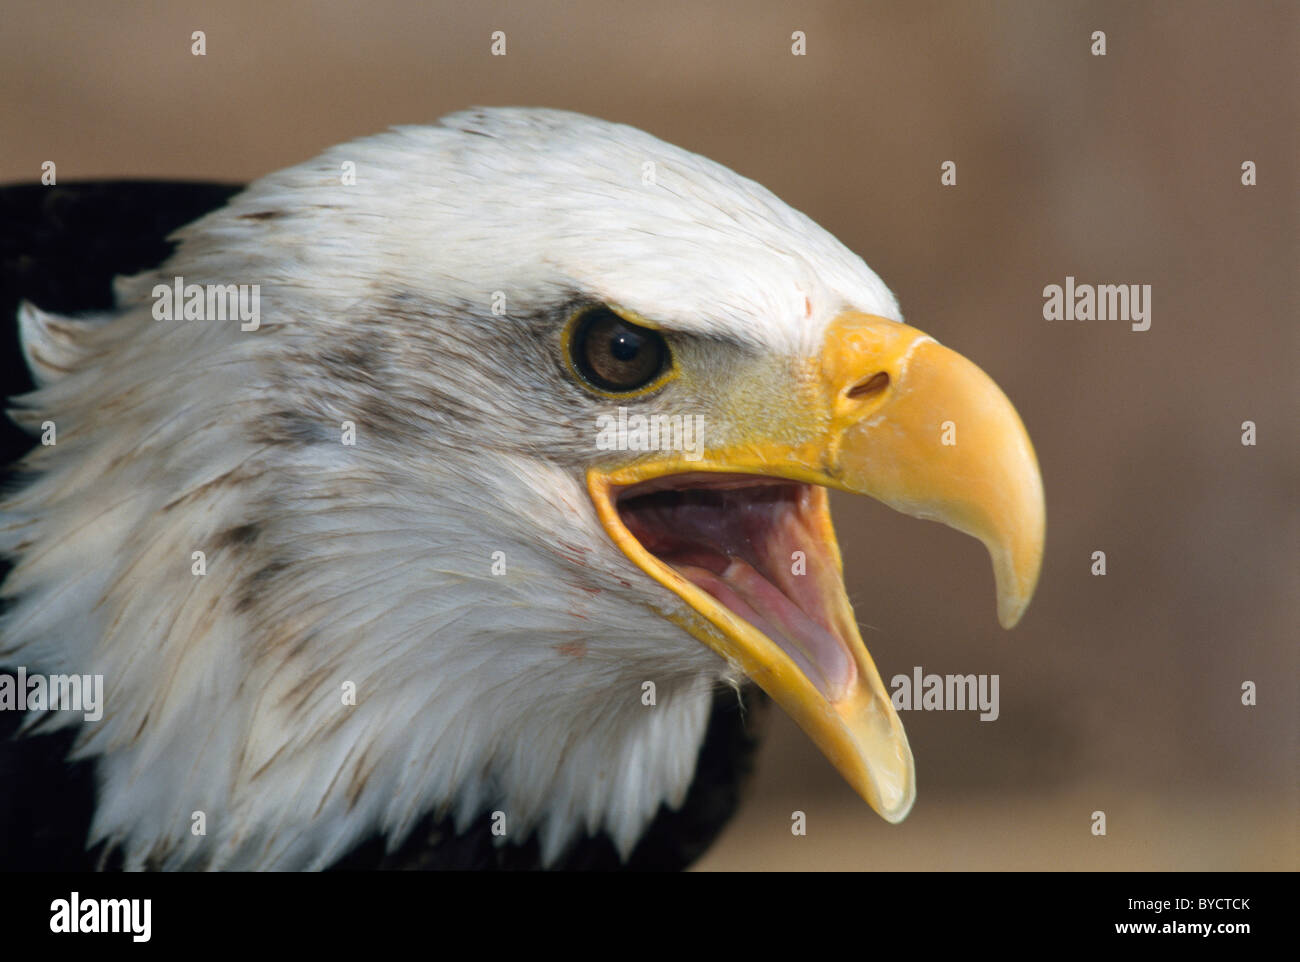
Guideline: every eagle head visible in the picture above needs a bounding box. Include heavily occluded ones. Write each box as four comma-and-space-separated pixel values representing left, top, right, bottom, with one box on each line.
2, 108, 1044, 868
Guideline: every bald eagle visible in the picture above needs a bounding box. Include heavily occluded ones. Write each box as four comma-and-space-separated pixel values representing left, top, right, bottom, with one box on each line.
0, 108, 1043, 870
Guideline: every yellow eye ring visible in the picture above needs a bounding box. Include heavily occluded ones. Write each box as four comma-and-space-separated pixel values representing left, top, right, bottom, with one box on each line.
562, 305, 678, 398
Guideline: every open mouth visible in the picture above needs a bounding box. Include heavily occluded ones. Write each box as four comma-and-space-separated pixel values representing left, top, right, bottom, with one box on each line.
581, 312, 1045, 826
614, 473, 859, 701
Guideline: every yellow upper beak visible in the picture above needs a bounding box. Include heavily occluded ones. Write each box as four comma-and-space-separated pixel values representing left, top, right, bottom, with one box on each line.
588, 312, 1045, 824
821, 313, 1046, 629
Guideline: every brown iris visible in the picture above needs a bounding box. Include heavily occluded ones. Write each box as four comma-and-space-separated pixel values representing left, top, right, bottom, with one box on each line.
570, 307, 669, 393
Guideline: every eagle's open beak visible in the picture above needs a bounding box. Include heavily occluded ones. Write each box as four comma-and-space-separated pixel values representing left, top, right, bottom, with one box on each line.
587, 312, 1045, 823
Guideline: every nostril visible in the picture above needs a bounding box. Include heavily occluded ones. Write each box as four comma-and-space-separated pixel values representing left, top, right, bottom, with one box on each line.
846, 371, 890, 401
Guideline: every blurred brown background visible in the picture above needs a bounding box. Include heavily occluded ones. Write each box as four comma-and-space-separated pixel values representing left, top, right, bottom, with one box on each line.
1, 0, 1294, 869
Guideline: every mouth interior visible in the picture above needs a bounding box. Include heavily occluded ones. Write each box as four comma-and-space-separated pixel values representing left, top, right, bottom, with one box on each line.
615, 473, 857, 699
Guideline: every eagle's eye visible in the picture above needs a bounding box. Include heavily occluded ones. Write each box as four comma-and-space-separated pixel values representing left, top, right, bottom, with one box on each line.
568, 306, 670, 394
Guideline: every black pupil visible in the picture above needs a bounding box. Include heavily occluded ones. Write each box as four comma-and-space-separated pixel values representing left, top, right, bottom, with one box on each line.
573, 308, 666, 392
610, 330, 641, 362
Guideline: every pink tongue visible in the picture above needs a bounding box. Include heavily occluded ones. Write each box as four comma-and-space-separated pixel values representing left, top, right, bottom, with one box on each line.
674, 558, 854, 700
